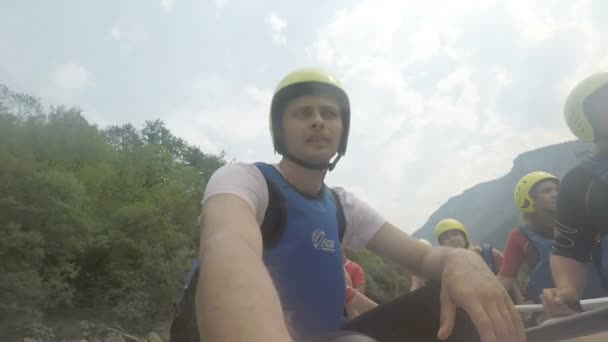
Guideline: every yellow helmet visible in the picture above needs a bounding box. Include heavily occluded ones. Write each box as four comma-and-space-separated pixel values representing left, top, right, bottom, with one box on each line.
270, 68, 350, 168
564, 72, 608, 142
434, 219, 469, 242
514, 171, 559, 213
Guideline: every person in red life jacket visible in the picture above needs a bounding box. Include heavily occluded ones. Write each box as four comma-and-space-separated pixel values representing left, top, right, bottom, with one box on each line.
541, 73, 608, 319
181, 68, 524, 342
344, 269, 378, 320
342, 249, 377, 320
498, 171, 560, 305
343, 250, 366, 294
435, 219, 504, 275
344, 264, 354, 288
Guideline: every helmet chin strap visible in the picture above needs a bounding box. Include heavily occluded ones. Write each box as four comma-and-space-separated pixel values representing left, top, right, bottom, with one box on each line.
282, 151, 343, 172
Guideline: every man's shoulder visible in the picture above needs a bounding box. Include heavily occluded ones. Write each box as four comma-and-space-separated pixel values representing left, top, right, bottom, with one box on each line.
213, 161, 261, 174
203, 162, 269, 206
562, 160, 594, 186
330, 186, 368, 206
208, 162, 267, 184
509, 227, 529, 241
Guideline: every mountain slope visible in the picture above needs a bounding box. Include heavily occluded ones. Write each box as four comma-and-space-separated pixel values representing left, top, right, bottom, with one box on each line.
413, 140, 593, 249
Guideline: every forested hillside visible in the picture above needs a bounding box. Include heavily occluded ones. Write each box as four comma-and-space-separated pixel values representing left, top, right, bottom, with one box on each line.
0, 84, 225, 340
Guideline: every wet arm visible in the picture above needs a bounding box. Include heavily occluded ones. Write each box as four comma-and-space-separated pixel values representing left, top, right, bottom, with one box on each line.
550, 255, 588, 299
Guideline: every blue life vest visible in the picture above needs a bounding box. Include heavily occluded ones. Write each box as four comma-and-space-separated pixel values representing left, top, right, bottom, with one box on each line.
520, 227, 555, 302
520, 226, 606, 302
256, 162, 346, 338
170, 162, 348, 341
480, 244, 497, 274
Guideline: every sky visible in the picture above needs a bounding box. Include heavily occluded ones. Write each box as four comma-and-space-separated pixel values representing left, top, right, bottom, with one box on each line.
2, 0, 608, 233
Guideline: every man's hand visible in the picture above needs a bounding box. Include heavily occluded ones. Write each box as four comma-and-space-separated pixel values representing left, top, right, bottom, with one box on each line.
437, 249, 525, 342
345, 288, 378, 320
366, 223, 525, 341
541, 288, 580, 318
410, 276, 430, 291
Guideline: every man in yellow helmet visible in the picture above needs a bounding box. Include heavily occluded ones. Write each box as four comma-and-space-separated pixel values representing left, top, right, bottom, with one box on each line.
499, 171, 560, 305
542, 73, 608, 319
187, 68, 524, 342
435, 219, 471, 249
435, 219, 504, 275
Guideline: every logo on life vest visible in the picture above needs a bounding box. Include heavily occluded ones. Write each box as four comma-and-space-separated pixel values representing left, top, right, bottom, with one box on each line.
312, 229, 336, 252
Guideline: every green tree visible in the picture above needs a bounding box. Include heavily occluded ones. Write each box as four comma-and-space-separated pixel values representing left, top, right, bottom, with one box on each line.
346, 249, 412, 304
0, 83, 226, 339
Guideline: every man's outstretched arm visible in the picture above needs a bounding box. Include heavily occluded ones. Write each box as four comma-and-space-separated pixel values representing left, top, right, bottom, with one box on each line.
196, 194, 293, 342
541, 255, 589, 318
366, 223, 525, 342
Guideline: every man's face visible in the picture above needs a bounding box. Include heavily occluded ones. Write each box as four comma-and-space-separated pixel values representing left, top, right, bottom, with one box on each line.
281, 94, 343, 164
438, 230, 468, 249
531, 180, 559, 213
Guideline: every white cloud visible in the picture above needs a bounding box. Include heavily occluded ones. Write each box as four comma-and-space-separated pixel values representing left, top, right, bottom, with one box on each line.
268, 12, 287, 45
211, 0, 231, 16
110, 27, 122, 40
215, 0, 229, 9
80, 104, 112, 128
42, 62, 94, 104
9, 0, 608, 237
162, 75, 276, 162
309, 0, 608, 232
161, 0, 174, 11
0, 40, 24, 89
108, 24, 148, 54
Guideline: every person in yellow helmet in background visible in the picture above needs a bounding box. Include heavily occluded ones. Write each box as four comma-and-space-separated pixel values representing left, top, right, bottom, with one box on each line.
498, 172, 561, 306
541, 72, 608, 319
176, 68, 524, 342
435, 219, 529, 306
435, 219, 504, 275
410, 239, 433, 291
499, 171, 605, 328
435, 219, 470, 249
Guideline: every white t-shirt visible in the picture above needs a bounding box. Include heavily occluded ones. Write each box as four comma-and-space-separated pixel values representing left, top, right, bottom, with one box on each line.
202, 162, 386, 250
